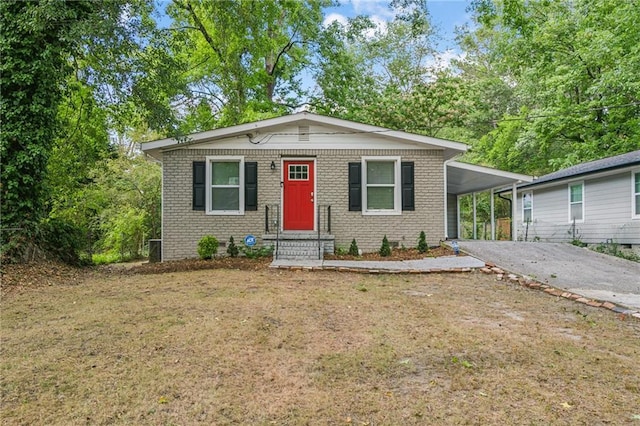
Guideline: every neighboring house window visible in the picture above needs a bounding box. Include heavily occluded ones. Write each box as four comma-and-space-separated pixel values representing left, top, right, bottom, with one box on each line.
522, 192, 532, 223
568, 182, 584, 222
207, 156, 244, 215
362, 157, 402, 215
634, 171, 640, 218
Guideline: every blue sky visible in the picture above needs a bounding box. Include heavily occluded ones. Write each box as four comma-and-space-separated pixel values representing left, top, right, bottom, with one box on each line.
324, 0, 473, 51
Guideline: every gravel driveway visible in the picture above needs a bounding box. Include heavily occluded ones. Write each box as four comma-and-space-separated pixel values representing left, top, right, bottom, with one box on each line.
457, 241, 640, 310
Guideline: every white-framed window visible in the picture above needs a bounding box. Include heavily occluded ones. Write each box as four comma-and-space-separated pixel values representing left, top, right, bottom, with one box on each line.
288, 164, 309, 180
633, 170, 640, 219
206, 156, 244, 215
568, 181, 584, 223
522, 192, 533, 223
362, 156, 401, 215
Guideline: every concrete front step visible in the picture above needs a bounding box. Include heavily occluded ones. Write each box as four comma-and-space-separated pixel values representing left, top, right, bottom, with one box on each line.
275, 241, 324, 260
263, 233, 335, 259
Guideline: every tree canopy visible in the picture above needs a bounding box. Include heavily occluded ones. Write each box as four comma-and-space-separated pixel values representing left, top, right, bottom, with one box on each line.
2, 0, 638, 263
463, 0, 640, 174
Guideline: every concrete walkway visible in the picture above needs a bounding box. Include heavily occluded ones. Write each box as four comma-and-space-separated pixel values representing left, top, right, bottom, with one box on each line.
457, 241, 640, 310
271, 255, 486, 272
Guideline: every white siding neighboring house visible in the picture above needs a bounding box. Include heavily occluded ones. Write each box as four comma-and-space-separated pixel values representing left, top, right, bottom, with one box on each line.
513, 150, 640, 249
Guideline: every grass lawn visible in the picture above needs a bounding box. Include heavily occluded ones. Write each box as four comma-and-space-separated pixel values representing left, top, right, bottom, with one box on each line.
1, 266, 639, 425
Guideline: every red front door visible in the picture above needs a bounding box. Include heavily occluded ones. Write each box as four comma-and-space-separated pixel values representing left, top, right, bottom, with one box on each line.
283, 160, 315, 230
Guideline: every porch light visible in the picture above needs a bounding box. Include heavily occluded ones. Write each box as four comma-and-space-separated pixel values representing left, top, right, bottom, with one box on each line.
270, 161, 276, 171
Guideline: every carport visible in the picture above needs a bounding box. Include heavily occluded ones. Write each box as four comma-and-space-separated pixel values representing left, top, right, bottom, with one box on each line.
445, 161, 533, 241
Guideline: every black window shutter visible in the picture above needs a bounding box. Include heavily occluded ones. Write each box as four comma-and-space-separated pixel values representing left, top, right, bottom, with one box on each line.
193, 161, 206, 211
245, 162, 258, 211
348, 162, 362, 211
401, 162, 415, 211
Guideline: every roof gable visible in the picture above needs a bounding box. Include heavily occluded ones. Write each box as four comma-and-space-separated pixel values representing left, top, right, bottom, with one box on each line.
141, 112, 468, 160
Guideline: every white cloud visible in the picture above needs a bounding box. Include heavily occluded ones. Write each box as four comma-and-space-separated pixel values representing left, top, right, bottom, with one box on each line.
364, 15, 388, 38
351, 0, 394, 20
323, 12, 348, 28
426, 49, 467, 72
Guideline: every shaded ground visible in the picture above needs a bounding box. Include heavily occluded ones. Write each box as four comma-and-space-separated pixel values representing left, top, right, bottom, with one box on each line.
1, 264, 639, 425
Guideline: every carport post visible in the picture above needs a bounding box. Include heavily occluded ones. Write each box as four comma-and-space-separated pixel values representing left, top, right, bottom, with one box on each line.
490, 188, 495, 240
456, 195, 461, 239
512, 183, 518, 241
472, 192, 477, 240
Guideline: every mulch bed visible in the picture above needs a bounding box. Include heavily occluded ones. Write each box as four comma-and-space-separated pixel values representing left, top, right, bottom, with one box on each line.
123, 256, 272, 275
324, 245, 459, 261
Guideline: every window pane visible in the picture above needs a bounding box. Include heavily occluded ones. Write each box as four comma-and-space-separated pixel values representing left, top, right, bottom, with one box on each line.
570, 184, 582, 202
570, 203, 582, 221
212, 162, 239, 185
289, 164, 308, 180
367, 187, 394, 209
212, 187, 239, 210
367, 161, 394, 184
635, 173, 640, 194
523, 193, 532, 209
636, 195, 640, 214
524, 209, 532, 223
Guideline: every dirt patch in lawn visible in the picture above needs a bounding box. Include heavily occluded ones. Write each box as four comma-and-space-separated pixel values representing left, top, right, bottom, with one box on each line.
2, 265, 639, 425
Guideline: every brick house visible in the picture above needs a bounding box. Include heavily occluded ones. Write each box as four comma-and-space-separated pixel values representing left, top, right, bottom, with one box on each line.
142, 113, 530, 261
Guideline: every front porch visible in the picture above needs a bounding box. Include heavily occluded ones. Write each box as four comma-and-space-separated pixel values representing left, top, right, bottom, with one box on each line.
263, 203, 334, 260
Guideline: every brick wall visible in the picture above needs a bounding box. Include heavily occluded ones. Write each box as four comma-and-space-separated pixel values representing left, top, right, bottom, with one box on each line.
162, 148, 444, 260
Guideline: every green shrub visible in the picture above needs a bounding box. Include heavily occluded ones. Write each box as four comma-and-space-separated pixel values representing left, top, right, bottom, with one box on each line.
417, 231, 428, 253
39, 218, 85, 265
241, 244, 273, 259
593, 241, 640, 262
197, 235, 219, 259
92, 252, 122, 265
348, 239, 360, 256
379, 235, 391, 257
334, 246, 348, 256
226, 236, 239, 257
570, 239, 587, 248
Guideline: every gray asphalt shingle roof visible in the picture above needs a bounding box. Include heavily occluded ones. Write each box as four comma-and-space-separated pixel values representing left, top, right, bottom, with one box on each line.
521, 150, 640, 188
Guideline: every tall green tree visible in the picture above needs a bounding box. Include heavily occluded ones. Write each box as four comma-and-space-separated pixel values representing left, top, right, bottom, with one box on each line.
1, 1, 95, 260
165, 0, 331, 128
86, 152, 161, 261
312, 0, 474, 139
462, 0, 640, 174
0, 0, 159, 262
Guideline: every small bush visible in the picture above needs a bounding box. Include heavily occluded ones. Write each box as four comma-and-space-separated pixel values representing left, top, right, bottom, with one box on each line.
570, 239, 587, 248
334, 246, 348, 256
348, 239, 360, 256
379, 235, 391, 257
241, 244, 273, 259
417, 231, 428, 253
593, 241, 640, 262
197, 235, 219, 259
226, 236, 239, 258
